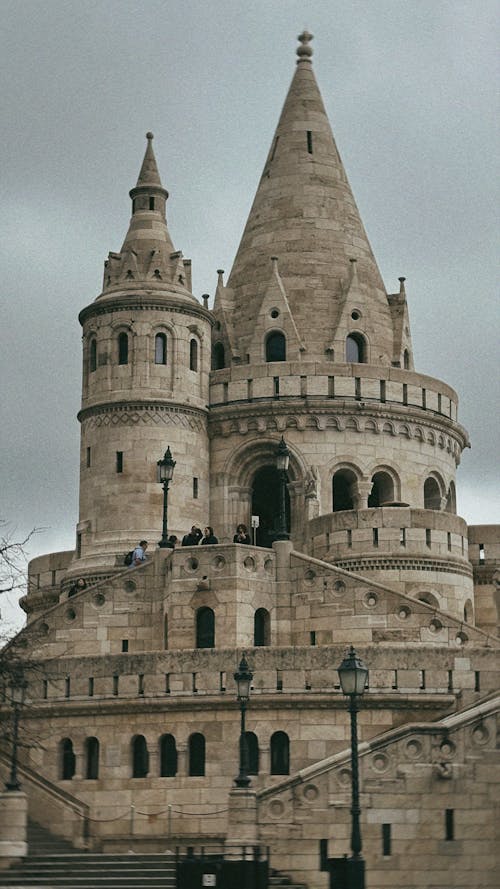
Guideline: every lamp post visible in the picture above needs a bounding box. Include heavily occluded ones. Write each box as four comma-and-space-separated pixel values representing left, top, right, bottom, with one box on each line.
157, 446, 176, 548
337, 645, 368, 889
275, 436, 290, 541
5, 672, 27, 792
233, 654, 253, 788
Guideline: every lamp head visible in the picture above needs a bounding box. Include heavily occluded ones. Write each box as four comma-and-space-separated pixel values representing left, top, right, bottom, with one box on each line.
276, 436, 290, 472
157, 445, 176, 483
338, 645, 368, 696
234, 654, 253, 702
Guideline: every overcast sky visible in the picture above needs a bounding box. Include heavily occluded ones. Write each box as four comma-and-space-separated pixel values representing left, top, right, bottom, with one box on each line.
1, 0, 499, 630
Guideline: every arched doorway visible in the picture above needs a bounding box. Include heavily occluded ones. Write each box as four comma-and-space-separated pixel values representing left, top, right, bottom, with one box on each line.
251, 465, 290, 547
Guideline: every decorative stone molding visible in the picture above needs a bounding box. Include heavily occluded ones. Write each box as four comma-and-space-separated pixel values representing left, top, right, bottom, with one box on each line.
333, 556, 473, 578
79, 402, 206, 431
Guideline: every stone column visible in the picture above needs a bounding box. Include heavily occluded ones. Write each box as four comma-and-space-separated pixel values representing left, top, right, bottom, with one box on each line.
0, 791, 28, 866
225, 788, 258, 857
354, 480, 372, 510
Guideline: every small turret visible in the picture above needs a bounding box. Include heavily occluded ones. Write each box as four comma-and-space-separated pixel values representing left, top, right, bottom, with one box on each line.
100, 133, 193, 296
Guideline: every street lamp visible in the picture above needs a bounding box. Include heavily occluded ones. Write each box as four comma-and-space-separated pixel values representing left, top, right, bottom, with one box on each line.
275, 436, 290, 541
157, 446, 176, 548
233, 654, 253, 788
337, 645, 368, 889
5, 671, 27, 792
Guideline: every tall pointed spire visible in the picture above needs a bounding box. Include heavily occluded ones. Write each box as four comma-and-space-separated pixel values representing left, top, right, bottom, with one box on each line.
226, 33, 394, 366
99, 133, 195, 297
135, 131, 163, 187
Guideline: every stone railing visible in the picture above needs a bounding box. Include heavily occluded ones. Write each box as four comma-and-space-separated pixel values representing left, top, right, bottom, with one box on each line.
209, 362, 459, 423
308, 507, 470, 564
0, 750, 89, 848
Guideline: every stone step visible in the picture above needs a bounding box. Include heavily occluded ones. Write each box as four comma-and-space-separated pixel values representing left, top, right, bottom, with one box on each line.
0, 854, 176, 888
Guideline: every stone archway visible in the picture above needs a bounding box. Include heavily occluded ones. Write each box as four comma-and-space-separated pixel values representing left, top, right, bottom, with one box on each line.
221, 437, 305, 545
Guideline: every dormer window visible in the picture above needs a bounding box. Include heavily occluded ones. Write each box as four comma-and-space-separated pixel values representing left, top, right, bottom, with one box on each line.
265, 331, 286, 362
346, 333, 366, 363
212, 342, 225, 370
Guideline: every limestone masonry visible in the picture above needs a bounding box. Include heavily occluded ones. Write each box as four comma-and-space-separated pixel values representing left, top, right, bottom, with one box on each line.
2, 32, 498, 888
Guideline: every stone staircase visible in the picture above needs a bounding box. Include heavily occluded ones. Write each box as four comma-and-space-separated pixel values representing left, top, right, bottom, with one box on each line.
0, 820, 308, 888
269, 868, 308, 889
0, 820, 176, 888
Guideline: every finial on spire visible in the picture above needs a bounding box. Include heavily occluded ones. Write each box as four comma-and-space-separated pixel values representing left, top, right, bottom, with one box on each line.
399, 276, 406, 295
297, 30, 313, 63
146, 131, 154, 141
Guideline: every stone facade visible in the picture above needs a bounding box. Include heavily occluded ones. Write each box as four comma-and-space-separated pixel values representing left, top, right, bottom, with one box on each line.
2, 31, 499, 888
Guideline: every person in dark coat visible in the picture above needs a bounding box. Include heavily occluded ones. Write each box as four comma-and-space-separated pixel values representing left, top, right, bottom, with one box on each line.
68, 577, 87, 598
233, 523, 251, 544
201, 526, 218, 545
182, 526, 202, 546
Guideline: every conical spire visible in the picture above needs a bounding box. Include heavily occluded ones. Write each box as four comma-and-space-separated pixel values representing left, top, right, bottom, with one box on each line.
226, 33, 394, 366
99, 134, 194, 297
135, 131, 163, 187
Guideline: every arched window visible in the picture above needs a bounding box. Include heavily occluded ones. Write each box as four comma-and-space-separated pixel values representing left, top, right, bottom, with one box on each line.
254, 608, 270, 647
212, 342, 226, 370
245, 731, 259, 775
403, 349, 410, 369
189, 339, 198, 371
84, 737, 99, 780
188, 733, 205, 776
159, 734, 177, 777
332, 469, 357, 512
368, 471, 395, 508
196, 607, 215, 649
270, 731, 290, 775
346, 333, 366, 363
118, 332, 129, 365
417, 592, 440, 609
61, 738, 75, 780
424, 477, 442, 510
445, 482, 457, 514
463, 600, 473, 623
155, 333, 167, 365
265, 332, 286, 362
131, 735, 149, 778
89, 339, 97, 373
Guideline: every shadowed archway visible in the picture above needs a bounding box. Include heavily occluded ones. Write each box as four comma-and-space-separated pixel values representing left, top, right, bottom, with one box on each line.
251, 464, 290, 547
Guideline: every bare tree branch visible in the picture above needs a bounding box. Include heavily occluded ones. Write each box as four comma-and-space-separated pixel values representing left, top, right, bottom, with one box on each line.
0, 522, 42, 595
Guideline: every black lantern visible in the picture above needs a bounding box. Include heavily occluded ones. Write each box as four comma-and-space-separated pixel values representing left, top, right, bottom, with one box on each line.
275, 436, 290, 540
5, 670, 27, 792
157, 446, 176, 548
336, 645, 368, 888
338, 645, 368, 697
233, 654, 253, 788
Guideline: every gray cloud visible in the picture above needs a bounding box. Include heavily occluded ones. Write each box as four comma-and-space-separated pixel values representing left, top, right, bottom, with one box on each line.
1, 0, 498, 630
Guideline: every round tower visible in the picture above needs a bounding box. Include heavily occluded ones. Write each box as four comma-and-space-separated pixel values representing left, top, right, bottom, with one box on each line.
209, 33, 473, 621
72, 134, 212, 576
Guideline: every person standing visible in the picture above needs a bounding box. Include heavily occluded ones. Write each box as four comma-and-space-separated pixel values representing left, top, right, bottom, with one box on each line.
201, 526, 218, 545
131, 540, 148, 566
233, 523, 251, 545
182, 526, 202, 546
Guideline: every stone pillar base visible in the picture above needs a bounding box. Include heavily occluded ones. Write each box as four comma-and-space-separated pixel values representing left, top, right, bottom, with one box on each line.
0, 792, 28, 864
225, 788, 258, 855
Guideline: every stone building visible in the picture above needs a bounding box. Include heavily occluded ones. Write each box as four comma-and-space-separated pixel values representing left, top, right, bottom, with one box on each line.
1, 32, 499, 888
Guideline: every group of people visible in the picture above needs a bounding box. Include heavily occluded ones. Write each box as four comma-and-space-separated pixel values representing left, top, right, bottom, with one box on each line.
127, 523, 252, 567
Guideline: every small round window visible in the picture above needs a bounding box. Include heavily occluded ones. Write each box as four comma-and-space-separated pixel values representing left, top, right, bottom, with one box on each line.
270, 308, 280, 319
351, 310, 361, 321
